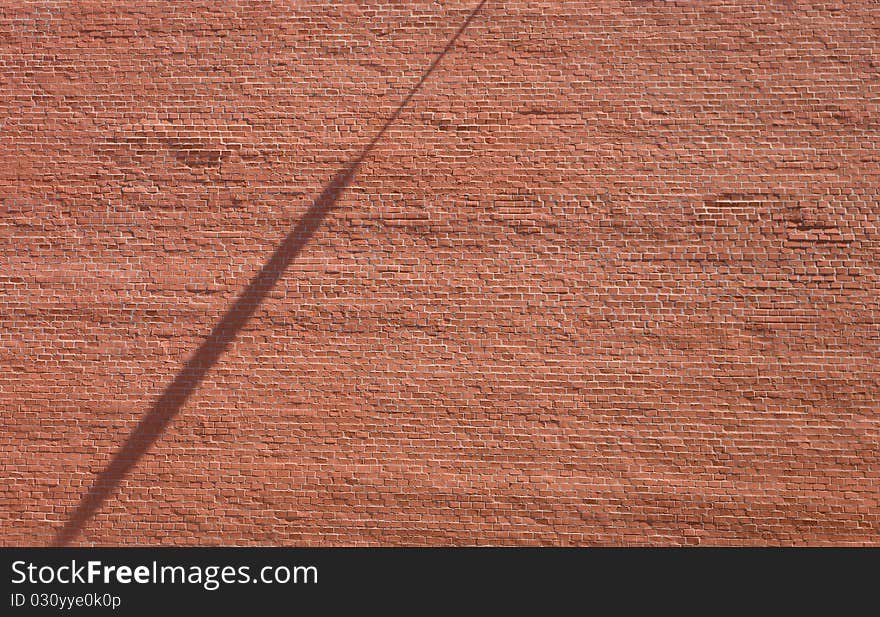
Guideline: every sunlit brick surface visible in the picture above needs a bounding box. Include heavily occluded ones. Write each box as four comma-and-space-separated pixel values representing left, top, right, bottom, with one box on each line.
1, 1, 878, 545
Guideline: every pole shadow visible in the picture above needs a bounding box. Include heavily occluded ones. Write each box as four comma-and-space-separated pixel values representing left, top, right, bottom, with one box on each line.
53, 0, 487, 546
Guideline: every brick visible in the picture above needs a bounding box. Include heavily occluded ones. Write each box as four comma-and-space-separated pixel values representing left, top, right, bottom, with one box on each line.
1, 1, 879, 547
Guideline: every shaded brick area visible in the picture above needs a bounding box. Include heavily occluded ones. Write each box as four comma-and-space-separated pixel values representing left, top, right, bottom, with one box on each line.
1, 1, 878, 545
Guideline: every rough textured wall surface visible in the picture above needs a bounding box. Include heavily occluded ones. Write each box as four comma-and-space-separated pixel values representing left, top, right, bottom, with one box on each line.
1, 0, 878, 546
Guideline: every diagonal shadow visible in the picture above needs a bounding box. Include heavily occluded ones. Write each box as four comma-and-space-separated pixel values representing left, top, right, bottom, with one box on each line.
53, 0, 487, 546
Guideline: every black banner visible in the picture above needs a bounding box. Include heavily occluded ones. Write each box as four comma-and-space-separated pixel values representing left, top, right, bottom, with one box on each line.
0, 548, 874, 613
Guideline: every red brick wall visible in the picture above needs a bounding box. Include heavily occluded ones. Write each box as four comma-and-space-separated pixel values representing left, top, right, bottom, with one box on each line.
2, 0, 878, 546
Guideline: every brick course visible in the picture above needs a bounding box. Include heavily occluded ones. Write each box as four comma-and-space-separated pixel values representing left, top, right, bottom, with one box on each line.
1, 1, 878, 545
